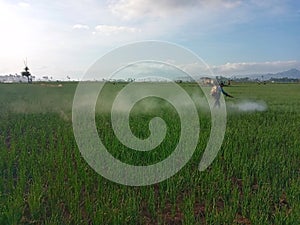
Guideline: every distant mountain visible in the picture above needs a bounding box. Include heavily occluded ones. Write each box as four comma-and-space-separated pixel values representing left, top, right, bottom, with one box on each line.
235, 69, 300, 80
269, 68, 300, 79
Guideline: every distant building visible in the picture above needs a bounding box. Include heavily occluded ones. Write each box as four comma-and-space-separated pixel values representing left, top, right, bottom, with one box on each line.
199, 77, 214, 85
0, 74, 35, 83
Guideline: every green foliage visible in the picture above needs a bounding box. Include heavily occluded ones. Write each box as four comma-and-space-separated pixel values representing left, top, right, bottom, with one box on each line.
0, 82, 299, 224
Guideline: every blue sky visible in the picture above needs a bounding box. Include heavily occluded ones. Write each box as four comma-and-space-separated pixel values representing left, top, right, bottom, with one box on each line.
0, 0, 299, 79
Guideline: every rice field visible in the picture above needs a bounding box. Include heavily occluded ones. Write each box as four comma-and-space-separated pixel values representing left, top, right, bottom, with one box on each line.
0, 82, 299, 224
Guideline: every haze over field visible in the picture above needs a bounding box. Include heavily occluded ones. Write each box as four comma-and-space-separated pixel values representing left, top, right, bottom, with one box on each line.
0, 0, 299, 79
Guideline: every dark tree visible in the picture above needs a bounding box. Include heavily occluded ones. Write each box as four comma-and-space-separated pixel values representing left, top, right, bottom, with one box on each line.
21, 60, 32, 83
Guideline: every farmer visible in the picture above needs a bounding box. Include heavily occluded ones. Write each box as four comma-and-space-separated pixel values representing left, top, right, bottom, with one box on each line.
211, 82, 234, 107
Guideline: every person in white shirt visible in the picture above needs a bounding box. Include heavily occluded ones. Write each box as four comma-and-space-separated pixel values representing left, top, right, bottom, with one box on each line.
211, 82, 234, 107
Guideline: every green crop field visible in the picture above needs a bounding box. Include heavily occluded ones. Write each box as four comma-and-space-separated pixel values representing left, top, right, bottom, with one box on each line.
0, 82, 299, 224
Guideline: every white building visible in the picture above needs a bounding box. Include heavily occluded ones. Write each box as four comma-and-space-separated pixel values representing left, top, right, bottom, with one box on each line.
0, 74, 35, 83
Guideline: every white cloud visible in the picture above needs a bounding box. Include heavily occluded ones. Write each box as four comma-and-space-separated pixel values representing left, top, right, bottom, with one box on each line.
107, 0, 275, 40
73, 24, 90, 30
212, 60, 300, 75
109, 0, 242, 20
107, 0, 291, 38
93, 25, 139, 35
84, 60, 300, 80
